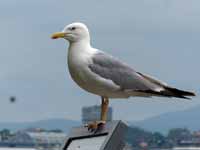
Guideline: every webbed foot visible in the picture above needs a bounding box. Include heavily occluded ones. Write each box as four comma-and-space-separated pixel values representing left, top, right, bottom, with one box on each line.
85, 121, 106, 133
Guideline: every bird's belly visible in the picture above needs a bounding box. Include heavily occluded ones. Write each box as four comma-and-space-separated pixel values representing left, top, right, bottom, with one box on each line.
68, 62, 128, 98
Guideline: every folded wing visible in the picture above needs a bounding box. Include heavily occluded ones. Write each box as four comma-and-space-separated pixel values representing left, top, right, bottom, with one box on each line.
89, 52, 195, 99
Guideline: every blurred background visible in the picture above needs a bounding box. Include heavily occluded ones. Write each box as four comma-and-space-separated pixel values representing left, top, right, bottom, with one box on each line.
0, 1, 200, 148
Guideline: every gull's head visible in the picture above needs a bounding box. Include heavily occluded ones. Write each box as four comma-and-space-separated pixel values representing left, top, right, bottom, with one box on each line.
51, 22, 90, 43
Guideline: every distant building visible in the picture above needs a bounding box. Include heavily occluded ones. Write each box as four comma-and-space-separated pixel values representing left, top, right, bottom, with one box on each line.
27, 131, 66, 147
82, 105, 113, 124
193, 131, 200, 137
12, 131, 34, 144
2, 129, 67, 149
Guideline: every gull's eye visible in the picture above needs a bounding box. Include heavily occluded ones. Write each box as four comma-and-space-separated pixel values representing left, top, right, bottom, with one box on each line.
71, 27, 76, 30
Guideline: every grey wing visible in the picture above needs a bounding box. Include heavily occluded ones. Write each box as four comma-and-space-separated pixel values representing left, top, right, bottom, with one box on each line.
88, 52, 195, 99
88, 52, 162, 92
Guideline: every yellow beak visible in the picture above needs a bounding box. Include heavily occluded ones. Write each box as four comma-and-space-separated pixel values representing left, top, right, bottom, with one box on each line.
51, 32, 65, 39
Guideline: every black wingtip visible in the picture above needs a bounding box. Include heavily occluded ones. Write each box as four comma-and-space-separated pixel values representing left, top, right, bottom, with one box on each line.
162, 86, 195, 100
177, 95, 192, 100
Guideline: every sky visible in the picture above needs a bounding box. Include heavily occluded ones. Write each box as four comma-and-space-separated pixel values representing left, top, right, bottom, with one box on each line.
0, 0, 199, 122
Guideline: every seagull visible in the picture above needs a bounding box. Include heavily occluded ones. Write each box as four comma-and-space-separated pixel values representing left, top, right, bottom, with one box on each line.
51, 22, 195, 132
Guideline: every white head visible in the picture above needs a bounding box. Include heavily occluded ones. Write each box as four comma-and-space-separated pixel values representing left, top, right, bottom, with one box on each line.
51, 22, 90, 43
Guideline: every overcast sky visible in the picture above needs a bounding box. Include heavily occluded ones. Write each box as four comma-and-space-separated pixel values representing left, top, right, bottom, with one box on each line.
0, 0, 199, 122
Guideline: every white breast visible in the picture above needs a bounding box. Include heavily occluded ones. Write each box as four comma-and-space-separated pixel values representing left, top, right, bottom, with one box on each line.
67, 45, 124, 98
68, 48, 91, 87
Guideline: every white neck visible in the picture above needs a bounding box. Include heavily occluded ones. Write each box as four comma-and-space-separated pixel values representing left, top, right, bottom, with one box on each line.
67, 38, 97, 70
68, 38, 93, 54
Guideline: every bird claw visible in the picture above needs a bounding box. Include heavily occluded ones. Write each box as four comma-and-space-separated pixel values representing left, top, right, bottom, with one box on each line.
84, 121, 106, 133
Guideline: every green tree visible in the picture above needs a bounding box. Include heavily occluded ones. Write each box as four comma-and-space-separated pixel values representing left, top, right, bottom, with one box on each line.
0, 129, 11, 141
167, 128, 191, 146
150, 132, 166, 147
126, 126, 153, 148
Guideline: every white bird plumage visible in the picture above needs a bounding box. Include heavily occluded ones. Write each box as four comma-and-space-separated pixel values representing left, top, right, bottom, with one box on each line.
51, 22, 195, 131
52, 22, 195, 99
62, 23, 122, 98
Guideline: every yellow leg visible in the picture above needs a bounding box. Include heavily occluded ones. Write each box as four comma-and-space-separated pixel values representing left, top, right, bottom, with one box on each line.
101, 97, 109, 122
86, 96, 109, 132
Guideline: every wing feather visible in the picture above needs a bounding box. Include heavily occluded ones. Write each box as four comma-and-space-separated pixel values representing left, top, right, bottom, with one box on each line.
88, 52, 195, 99
88, 52, 161, 92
